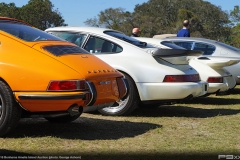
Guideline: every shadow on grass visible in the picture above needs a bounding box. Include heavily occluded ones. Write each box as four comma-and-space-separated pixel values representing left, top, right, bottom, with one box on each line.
131, 105, 240, 118
6, 117, 161, 139
228, 87, 240, 95
0, 149, 33, 156
184, 96, 240, 105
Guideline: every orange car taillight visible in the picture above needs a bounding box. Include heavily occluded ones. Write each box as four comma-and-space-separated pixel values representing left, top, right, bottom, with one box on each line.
207, 77, 223, 83
47, 80, 88, 91
163, 74, 200, 82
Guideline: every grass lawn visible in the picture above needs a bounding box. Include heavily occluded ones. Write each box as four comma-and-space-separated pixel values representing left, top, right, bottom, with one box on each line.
1, 87, 240, 160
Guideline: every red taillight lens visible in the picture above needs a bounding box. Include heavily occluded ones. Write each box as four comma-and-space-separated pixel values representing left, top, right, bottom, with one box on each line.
163, 74, 200, 82
207, 77, 223, 83
47, 80, 87, 91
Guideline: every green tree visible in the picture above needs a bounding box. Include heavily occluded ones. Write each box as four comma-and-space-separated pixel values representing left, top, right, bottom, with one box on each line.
231, 24, 240, 48
230, 5, 240, 23
84, 0, 231, 41
133, 0, 231, 39
84, 17, 100, 27
20, 0, 67, 30
177, 9, 203, 37
229, 5, 240, 48
84, 7, 134, 34
0, 2, 21, 19
132, 0, 177, 37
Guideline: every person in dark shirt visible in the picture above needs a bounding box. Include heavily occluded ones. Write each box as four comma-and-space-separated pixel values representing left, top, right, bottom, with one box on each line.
131, 28, 140, 37
177, 20, 190, 37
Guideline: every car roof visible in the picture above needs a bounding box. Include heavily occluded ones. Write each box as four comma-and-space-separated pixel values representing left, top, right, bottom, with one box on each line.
153, 34, 177, 39
46, 26, 124, 35
161, 37, 218, 44
0, 16, 33, 26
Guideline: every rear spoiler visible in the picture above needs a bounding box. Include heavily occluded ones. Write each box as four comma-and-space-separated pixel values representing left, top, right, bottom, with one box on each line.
152, 49, 203, 57
198, 56, 240, 61
197, 56, 240, 68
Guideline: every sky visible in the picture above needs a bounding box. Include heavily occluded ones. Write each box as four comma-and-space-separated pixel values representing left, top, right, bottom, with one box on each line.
2, 0, 240, 26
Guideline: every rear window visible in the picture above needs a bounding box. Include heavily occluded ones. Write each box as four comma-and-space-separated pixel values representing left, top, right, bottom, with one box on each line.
161, 41, 186, 49
43, 45, 89, 56
0, 22, 62, 42
174, 41, 193, 50
104, 31, 150, 48
194, 43, 216, 55
47, 31, 87, 47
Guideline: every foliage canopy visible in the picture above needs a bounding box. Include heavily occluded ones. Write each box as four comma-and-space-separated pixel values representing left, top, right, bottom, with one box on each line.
85, 0, 239, 46
0, 0, 66, 30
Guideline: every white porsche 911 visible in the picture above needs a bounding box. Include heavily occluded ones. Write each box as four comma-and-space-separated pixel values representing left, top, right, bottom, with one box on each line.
135, 37, 239, 96
45, 27, 208, 116
154, 36, 240, 85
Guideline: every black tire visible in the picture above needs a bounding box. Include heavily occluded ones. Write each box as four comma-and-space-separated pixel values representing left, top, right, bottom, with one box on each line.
45, 114, 81, 123
98, 73, 139, 116
0, 81, 22, 137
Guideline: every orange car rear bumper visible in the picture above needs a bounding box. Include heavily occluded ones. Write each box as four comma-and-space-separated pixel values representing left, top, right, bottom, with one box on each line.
14, 91, 89, 112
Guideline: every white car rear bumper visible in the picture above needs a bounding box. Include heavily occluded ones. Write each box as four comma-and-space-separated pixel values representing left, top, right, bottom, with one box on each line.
136, 81, 208, 101
208, 83, 228, 93
208, 76, 236, 94
224, 76, 236, 89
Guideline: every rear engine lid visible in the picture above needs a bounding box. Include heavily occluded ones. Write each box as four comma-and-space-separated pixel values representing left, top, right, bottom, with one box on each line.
32, 42, 122, 79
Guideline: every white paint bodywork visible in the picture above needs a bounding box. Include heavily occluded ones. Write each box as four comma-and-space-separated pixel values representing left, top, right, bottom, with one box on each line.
45, 27, 208, 102
189, 58, 236, 93
153, 36, 240, 85
135, 37, 238, 94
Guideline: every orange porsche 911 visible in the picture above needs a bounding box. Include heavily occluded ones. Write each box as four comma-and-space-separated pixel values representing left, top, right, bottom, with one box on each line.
0, 17, 128, 136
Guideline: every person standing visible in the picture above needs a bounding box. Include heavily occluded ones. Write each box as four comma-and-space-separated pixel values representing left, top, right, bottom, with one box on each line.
131, 28, 140, 37
177, 20, 190, 37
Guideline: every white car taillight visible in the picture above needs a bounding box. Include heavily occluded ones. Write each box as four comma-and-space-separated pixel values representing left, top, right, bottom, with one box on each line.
207, 77, 223, 83
163, 74, 200, 82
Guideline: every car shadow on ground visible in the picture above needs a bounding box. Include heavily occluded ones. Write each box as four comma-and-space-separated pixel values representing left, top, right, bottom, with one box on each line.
184, 96, 240, 105
228, 87, 240, 95
0, 149, 33, 156
131, 104, 240, 118
6, 117, 161, 139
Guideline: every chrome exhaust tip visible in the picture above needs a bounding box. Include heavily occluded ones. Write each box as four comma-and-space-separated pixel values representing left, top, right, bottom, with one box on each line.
68, 104, 83, 116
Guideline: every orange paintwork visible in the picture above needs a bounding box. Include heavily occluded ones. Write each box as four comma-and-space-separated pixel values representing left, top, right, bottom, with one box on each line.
0, 17, 126, 112
14, 91, 88, 112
